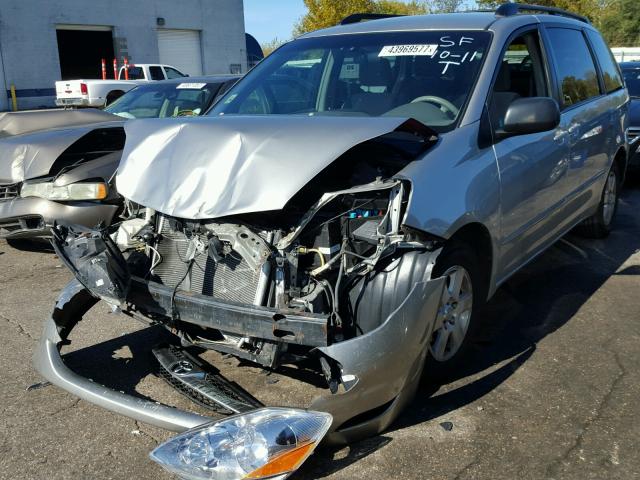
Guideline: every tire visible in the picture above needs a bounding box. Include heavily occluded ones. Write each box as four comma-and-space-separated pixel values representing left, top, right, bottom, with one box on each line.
575, 162, 619, 239
423, 242, 486, 381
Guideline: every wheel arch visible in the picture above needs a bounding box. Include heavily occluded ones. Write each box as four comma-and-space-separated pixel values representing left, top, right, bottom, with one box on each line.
613, 145, 628, 184
105, 90, 125, 106
442, 221, 495, 301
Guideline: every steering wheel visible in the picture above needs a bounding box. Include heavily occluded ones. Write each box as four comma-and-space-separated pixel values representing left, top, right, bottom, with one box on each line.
263, 75, 315, 113
410, 95, 460, 117
176, 109, 196, 117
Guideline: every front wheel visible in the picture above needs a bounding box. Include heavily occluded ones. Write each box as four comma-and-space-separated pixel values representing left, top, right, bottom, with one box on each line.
424, 244, 485, 380
575, 162, 619, 239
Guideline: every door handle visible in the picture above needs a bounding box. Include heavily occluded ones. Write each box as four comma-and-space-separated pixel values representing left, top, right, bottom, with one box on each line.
580, 125, 603, 140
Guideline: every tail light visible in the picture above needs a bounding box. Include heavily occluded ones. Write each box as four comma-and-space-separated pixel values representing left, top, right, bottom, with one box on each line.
80, 83, 88, 95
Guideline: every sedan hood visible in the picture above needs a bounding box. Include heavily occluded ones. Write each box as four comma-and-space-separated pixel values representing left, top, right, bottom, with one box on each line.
116, 115, 413, 219
0, 109, 118, 138
0, 121, 124, 184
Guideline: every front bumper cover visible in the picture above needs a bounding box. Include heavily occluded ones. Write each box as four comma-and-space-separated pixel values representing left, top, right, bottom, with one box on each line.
34, 267, 445, 443
0, 196, 118, 239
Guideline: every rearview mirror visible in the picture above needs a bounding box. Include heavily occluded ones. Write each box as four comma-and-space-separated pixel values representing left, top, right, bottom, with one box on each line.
496, 97, 560, 140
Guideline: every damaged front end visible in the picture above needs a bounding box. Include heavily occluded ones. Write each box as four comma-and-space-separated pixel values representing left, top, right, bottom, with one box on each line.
36, 117, 446, 478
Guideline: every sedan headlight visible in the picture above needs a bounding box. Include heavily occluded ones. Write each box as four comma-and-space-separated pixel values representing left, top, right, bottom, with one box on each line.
20, 181, 108, 201
150, 408, 332, 480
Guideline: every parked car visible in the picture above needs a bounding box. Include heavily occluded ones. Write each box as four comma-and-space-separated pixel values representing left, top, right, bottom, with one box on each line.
55, 63, 188, 108
39, 5, 628, 479
620, 62, 640, 170
0, 75, 240, 241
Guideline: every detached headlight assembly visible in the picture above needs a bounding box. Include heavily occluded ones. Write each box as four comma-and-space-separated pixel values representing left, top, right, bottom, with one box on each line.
20, 181, 108, 201
150, 408, 332, 480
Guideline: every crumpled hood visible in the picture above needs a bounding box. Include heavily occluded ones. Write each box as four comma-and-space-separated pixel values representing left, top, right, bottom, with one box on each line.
116, 115, 411, 219
0, 121, 124, 184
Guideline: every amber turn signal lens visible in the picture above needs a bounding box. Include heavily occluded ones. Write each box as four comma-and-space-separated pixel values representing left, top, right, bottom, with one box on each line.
245, 442, 315, 479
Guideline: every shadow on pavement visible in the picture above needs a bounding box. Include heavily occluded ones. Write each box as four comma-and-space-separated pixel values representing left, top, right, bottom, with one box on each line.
5, 237, 55, 253
63, 325, 174, 403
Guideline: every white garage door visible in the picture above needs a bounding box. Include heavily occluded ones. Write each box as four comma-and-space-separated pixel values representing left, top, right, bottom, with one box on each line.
157, 29, 203, 76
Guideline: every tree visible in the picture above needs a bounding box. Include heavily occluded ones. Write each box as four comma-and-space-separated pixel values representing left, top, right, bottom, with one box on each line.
294, 0, 428, 35
261, 38, 288, 57
426, 0, 465, 13
472, 0, 640, 46
599, 0, 640, 46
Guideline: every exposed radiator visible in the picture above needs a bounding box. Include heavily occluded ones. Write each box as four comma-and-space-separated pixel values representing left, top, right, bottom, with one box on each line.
152, 217, 263, 305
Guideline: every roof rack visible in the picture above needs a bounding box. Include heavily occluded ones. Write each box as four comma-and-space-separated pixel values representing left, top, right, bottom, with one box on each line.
495, 2, 590, 24
340, 13, 404, 25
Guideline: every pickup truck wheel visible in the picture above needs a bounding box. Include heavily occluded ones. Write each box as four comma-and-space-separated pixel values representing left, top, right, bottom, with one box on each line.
424, 243, 485, 381
576, 162, 619, 239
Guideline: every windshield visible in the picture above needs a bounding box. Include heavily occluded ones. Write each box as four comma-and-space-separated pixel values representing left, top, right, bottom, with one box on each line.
622, 68, 640, 97
209, 31, 490, 131
105, 82, 222, 119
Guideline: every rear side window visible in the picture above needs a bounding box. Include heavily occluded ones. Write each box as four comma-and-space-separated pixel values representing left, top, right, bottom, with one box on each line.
586, 30, 623, 93
149, 66, 165, 80
127, 66, 144, 80
164, 67, 185, 79
546, 28, 600, 108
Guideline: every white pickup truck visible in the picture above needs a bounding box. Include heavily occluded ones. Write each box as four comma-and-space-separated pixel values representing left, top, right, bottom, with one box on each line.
55, 64, 187, 108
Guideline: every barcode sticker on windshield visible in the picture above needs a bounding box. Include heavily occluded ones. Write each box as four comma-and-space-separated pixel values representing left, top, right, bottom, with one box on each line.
379, 44, 438, 57
176, 83, 207, 89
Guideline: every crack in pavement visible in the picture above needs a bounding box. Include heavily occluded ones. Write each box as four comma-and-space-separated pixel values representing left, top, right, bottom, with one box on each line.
0, 313, 36, 341
48, 398, 80, 417
134, 420, 161, 446
452, 456, 480, 480
545, 348, 626, 479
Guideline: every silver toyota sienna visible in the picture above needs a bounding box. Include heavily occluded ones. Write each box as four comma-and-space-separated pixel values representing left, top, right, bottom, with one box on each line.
36, 4, 629, 479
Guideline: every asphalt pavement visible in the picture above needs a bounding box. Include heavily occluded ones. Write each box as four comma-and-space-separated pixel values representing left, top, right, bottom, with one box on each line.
1, 181, 639, 480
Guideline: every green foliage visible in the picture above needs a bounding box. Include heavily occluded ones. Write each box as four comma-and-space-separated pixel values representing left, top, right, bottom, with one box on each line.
474, 0, 639, 46
427, 0, 465, 13
293, 0, 640, 46
294, 0, 429, 35
261, 38, 288, 57
598, 0, 640, 46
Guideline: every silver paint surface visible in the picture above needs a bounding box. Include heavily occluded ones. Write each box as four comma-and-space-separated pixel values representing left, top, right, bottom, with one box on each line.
0, 121, 123, 183
115, 115, 409, 219
0, 109, 118, 138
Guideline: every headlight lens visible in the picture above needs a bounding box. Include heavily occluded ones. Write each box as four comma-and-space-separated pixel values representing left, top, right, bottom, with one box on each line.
150, 408, 332, 480
20, 182, 108, 200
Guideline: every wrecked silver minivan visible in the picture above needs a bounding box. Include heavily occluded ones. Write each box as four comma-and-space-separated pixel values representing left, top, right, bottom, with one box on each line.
36, 7, 628, 479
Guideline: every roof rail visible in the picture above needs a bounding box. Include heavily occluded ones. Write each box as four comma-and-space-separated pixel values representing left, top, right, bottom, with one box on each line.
340, 13, 404, 25
495, 2, 590, 24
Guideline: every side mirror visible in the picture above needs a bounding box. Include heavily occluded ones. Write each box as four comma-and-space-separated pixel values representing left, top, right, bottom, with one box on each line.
496, 97, 560, 140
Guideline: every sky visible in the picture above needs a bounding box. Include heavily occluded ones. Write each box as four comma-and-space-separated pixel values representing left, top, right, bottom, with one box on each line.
244, 0, 307, 45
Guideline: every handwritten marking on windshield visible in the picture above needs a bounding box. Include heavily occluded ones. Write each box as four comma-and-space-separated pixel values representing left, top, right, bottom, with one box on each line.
438, 36, 480, 74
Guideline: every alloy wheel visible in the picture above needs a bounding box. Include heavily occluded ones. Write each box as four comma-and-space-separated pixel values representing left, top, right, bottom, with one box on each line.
602, 169, 617, 226
429, 266, 473, 362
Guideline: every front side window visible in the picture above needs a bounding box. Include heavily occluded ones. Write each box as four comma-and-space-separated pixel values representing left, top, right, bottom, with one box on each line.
489, 30, 549, 129
210, 31, 491, 131
546, 28, 600, 108
586, 30, 623, 93
149, 66, 165, 80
